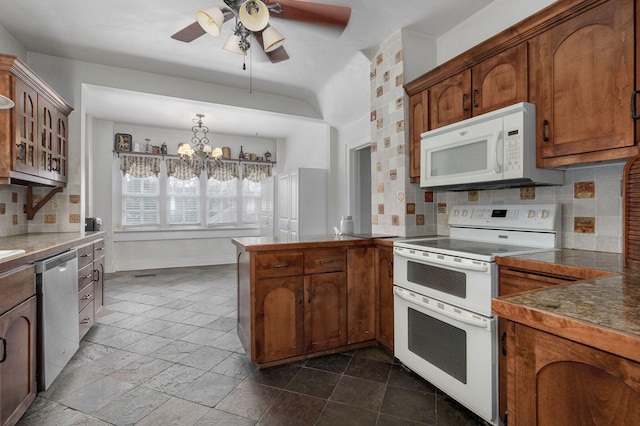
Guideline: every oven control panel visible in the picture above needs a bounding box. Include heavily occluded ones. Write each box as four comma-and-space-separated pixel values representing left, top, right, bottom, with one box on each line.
449, 203, 560, 231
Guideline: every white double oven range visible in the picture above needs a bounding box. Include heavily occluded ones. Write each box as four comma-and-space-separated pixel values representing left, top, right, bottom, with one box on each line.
393, 204, 561, 425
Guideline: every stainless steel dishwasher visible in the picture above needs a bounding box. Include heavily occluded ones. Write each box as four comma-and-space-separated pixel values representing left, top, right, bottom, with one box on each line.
35, 249, 79, 390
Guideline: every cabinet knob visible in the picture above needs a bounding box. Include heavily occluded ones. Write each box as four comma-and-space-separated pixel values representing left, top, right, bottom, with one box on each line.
81, 294, 92, 300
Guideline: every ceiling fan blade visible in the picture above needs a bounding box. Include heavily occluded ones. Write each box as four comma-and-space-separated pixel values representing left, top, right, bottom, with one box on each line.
171, 21, 206, 42
255, 33, 290, 63
171, 8, 236, 43
266, 0, 351, 29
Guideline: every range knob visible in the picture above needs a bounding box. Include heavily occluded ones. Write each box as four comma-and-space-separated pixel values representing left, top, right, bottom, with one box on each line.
527, 209, 536, 218
540, 210, 549, 218
461, 210, 468, 217
453, 209, 460, 216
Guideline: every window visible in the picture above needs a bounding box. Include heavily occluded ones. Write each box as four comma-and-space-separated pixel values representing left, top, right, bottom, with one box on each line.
119, 156, 270, 230
122, 174, 159, 226
168, 176, 200, 224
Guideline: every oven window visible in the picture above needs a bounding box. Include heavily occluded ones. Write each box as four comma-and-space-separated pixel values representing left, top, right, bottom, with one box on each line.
408, 307, 467, 384
407, 261, 466, 298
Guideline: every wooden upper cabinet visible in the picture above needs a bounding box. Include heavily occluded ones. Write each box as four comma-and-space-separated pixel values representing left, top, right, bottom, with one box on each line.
12, 79, 38, 177
0, 54, 72, 187
408, 91, 428, 183
531, 0, 637, 167
472, 43, 528, 116
429, 69, 472, 129
429, 43, 528, 131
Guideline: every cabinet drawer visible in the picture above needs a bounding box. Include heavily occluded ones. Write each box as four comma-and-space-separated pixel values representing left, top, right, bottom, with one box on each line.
78, 282, 94, 312
0, 264, 35, 315
255, 252, 303, 278
93, 239, 105, 259
304, 249, 346, 274
77, 244, 94, 269
79, 301, 95, 339
78, 263, 94, 290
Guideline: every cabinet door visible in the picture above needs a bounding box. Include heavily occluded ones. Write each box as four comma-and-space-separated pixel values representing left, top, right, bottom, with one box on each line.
37, 95, 57, 181
0, 297, 37, 426
472, 43, 528, 116
304, 272, 347, 353
51, 108, 68, 183
531, 0, 636, 166
408, 90, 429, 182
346, 247, 375, 344
12, 78, 38, 176
93, 255, 105, 315
375, 246, 394, 350
511, 324, 640, 426
429, 69, 471, 129
288, 170, 299, 237
255, 276, 304, 363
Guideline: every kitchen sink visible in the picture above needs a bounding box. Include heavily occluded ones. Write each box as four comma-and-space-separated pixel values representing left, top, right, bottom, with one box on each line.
0, 249, 26, 260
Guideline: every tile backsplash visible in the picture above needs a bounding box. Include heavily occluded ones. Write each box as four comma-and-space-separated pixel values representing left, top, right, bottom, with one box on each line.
434, 164, 624, 253
0, 185, 82, 237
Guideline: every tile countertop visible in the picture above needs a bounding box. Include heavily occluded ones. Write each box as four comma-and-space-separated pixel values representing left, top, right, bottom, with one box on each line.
493, 249, 640, 363
0, 231, 106, 272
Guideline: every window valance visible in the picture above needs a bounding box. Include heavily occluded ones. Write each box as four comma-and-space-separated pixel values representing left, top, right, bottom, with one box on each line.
243, 163, 272, 183
207, 161, 238, 181
120, 155, 161, 178
166, 158, 202, 180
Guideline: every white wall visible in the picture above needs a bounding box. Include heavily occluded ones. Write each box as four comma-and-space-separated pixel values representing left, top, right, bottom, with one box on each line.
437, 0, 557, 64
0, 25, 26, 59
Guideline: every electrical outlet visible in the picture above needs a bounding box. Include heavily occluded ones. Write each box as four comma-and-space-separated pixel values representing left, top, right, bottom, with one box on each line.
51, 199, 59, 210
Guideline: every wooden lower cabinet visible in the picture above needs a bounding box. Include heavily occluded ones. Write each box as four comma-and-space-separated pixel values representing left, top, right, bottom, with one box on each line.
0, 263, 36, 426
255, 276, 305, 362
304, 272, 347, 352
507, 323, 640, 426
239, 243, 378, 367
497, 263, 614, 425
76, 238, 105, 339
375, 246, 394, 351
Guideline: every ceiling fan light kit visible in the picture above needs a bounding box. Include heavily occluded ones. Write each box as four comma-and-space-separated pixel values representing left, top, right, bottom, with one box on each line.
261, 25, 286, 52
238, 0, 270, 31
173, 0, 351, 64
196, 7, 225, 36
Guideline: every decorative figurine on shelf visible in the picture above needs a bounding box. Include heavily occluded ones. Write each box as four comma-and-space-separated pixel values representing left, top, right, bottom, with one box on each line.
264, 150, 272, 161
239, 145, 245, 159
161, 142, 167, 154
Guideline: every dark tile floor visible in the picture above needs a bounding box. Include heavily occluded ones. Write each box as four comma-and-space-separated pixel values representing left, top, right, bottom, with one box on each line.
17, 264, 488, 425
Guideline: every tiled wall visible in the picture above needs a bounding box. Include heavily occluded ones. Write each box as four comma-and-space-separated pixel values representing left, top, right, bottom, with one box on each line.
370, 31, 624, 253
0, 185, 82, 237
370, 30, 436, 237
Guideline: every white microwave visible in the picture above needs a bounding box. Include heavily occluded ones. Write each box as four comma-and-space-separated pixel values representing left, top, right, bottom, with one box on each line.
420, 102, 563, 190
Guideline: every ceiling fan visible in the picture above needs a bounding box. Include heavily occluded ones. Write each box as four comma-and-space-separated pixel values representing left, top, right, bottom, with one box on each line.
171, 0, 351, 64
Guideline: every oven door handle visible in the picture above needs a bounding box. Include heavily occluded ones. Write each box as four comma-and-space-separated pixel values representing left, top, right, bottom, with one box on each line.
394, 287, 491, 329
394, 249, 489, 272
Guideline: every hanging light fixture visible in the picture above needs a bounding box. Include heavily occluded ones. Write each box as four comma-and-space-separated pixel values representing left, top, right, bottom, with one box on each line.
196, 0, 285, 62
178, 114, 223, 166
0, 94, 14, 109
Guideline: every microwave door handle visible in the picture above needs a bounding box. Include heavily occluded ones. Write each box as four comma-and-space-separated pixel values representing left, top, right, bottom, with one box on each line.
393, 248, 489, 272
493, 130, 503, 174
394, 287, 491, 329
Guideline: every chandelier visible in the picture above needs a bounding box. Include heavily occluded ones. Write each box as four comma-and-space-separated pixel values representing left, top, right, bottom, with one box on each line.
177, 114, 223, 166
197, 1, 286, 58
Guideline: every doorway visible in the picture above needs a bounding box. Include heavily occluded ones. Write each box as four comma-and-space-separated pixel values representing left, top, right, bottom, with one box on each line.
349, 145, 372, 234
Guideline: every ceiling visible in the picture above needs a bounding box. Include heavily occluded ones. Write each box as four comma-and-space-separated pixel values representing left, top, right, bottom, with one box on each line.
0, 0, 494, 137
